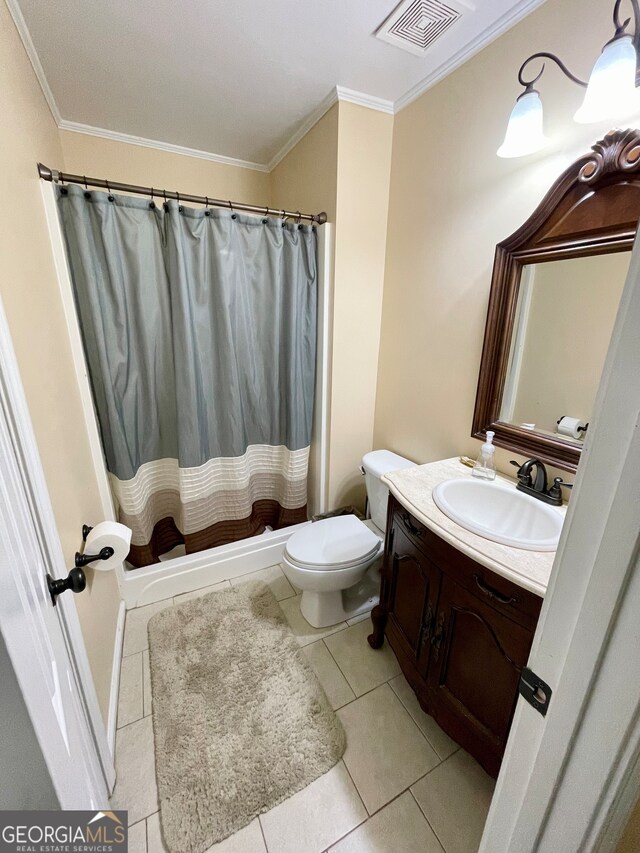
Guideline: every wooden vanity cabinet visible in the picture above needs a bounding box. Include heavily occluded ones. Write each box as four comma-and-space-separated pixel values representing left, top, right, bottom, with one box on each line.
369, 495, 542, 778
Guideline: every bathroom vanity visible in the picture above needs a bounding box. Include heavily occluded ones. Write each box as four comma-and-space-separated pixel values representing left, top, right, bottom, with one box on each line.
369, 458, 560, 778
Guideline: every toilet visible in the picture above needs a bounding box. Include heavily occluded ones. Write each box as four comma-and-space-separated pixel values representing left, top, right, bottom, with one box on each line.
282, 450, 416, 628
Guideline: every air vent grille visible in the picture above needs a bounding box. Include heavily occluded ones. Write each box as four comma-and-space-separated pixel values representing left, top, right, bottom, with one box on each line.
376, 0, 463, 56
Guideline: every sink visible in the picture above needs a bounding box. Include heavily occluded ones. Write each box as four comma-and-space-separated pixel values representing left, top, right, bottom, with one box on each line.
432, 478, 563, 551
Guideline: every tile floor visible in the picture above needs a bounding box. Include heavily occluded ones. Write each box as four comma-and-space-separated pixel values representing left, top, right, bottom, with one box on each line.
111, 564, 495, 853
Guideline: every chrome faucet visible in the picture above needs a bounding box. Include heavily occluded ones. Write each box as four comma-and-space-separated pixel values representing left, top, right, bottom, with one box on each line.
510, 458, 573, 506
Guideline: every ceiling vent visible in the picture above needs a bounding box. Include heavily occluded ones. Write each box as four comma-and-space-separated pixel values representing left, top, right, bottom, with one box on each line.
375, 0, 464, 57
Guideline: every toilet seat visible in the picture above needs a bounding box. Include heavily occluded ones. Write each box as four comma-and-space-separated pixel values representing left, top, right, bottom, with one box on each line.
284, 515, 381, 572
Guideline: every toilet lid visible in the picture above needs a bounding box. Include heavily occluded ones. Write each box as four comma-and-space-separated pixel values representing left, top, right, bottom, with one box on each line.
285, 515, 381, 570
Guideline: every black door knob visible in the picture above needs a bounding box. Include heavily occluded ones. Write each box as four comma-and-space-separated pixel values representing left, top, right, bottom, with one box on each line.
47, 567, 87, 606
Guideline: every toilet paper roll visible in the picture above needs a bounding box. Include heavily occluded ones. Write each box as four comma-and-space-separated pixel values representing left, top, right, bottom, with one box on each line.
556, 416, 585, 440
84, 521, 132, 570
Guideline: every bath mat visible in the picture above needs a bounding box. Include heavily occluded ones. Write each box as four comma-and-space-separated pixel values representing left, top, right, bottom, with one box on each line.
147, 581, 346, 853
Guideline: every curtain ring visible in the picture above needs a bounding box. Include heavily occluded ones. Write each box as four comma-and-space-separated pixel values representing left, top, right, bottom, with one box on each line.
176, 191, 183, 213
149, 187, 156, 210
204, 196, 210, 216
262, 206, 270, 225
229, 200, 237, 220
163, 188, 169, 211
106, 179, 114, 202
83, 175, 88, 189
295, 211, 302, 224
83, 175, 91, 199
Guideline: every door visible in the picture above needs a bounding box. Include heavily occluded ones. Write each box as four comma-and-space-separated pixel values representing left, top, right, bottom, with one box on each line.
385, 523, 439, 679
426, 573, 533, 777
0, 303, 109, 808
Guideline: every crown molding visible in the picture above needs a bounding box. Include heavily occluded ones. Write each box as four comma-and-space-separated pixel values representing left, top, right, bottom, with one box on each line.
394, 0, 547, 112
58, 121, 270, 172
336, 86, 395, 115
266, 89, 340, 171
267, 86, 395, 171
6, 0, 61, 125
9, 0, 544, 171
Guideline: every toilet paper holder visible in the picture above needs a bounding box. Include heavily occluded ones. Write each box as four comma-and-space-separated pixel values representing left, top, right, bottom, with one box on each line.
46, 525, 120, 606
76, 525, 114, 568
556, 417, 589, 435
75, 546, 115, 568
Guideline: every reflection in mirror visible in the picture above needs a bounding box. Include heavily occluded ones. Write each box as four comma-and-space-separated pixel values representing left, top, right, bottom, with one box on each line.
500, 252, 631, 441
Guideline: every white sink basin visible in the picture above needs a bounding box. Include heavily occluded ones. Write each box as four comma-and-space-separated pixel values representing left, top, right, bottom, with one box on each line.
432, 478, 563, 551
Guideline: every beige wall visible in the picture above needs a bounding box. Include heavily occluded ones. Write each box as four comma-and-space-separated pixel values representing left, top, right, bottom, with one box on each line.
270, 104, 339, 222
330, 102, 393, 507
0, 0, 121, 722
374, 0, 627, 477
510, 252, 630, 434
59, 131, 271, 207
271, 102, 394, 510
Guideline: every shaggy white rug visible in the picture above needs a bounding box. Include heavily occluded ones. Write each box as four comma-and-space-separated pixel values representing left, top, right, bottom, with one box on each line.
147, 581, 346, 853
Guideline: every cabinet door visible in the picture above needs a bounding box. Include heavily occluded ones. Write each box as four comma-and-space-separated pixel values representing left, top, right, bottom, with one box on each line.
385, 525, 439, 678
426, 573, 534, 777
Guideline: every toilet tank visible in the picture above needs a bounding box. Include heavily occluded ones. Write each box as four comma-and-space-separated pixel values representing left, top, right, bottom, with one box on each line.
362, 450, 416, 532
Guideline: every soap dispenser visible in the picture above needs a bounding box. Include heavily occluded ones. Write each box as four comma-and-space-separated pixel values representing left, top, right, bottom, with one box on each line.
472, 431, 497, 481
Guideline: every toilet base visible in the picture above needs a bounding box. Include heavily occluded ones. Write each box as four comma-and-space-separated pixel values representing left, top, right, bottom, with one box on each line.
299, 566, 380, 629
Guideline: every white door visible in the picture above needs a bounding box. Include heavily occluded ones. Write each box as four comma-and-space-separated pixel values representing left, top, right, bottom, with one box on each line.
0, 302, 109, 809
480, 231, 640, 850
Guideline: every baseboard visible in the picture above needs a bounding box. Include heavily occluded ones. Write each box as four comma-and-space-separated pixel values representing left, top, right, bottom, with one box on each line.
122, 522, 309, 608
106, 600, 126, 761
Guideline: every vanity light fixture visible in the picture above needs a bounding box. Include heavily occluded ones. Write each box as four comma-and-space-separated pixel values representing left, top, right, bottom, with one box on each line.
498, 0, 640, 158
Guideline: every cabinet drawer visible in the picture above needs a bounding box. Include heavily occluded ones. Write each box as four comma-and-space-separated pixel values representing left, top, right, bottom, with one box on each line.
461, 565, 542, 630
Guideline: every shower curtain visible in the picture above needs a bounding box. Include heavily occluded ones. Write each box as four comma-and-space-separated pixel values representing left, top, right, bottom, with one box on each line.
57, 185, 317, 567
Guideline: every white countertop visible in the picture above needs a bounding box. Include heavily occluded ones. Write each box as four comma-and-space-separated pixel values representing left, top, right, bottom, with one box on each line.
382, 458, 566, 597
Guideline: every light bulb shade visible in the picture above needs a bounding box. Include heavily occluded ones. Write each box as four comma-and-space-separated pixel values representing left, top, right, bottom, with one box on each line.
574, 35, 640, 124
497, 91, 549, 158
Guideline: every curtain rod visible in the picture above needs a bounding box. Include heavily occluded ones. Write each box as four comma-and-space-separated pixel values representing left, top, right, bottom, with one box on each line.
36, 163, 327, 225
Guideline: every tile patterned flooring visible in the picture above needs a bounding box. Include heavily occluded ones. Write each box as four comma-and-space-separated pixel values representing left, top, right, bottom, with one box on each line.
111, 564, 495, 853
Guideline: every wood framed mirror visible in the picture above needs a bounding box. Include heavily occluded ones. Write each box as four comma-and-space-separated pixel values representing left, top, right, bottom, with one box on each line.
472, 128, 640, 472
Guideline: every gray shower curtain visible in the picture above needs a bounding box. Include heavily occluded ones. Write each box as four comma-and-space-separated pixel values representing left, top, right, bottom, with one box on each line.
57, 184, 317, 566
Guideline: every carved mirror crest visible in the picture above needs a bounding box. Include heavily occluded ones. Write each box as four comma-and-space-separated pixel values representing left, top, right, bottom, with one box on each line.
472, 129, 640, 471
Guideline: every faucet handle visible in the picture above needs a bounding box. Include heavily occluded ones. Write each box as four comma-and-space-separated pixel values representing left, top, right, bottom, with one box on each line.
548, 476, 573, 504
557, 477, 572, 487
552, 476, 573, 491
510, 459, 532, 486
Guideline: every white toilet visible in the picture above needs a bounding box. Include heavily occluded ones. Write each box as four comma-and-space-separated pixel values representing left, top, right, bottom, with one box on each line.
282, 450, 416, 628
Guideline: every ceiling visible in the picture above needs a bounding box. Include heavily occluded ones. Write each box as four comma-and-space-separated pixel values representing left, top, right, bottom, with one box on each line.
10, 0, 547, 170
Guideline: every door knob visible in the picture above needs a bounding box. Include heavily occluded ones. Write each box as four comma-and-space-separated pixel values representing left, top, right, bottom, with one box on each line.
47, 568, 86, 606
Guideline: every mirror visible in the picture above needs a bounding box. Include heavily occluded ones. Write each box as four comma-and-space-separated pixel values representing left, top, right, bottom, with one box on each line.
472, 129, 640, 471
500, 252, 631, 440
